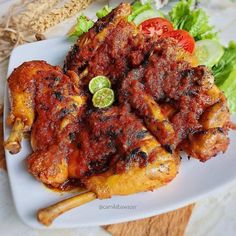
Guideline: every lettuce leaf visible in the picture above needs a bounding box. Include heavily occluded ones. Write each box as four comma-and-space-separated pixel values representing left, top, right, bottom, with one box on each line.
96, 5, 112, 19
212, 41, 236, 113
213, 41, 236, 86
69, 15, 94, 38
219, 69, 236, 113
169, 0, 217, 40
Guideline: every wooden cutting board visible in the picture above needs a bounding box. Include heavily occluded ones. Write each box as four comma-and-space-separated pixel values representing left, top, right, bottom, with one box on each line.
0, 105, 194, 235
104, 204, 194, 236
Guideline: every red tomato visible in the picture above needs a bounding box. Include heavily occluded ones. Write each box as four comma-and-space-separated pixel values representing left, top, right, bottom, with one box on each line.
161, 29, 195, 53
140, 17, 174, 37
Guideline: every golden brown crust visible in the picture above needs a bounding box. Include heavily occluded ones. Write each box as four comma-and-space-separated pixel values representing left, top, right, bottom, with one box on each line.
85, 150, 180, 199
27, 145, 69, 187
7, 60, 61, 129
181, 128, 229, 162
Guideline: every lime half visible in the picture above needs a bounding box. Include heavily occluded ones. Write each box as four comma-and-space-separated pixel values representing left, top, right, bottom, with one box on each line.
92, 88, 114, 108
89, 75, 111, 94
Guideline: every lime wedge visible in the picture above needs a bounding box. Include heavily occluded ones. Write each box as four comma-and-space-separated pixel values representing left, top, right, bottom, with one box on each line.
92, 88, 114, 108
195, 40, 224, 68
89, 75, 111, 94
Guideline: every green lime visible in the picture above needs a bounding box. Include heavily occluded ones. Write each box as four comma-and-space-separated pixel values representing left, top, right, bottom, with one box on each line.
92, 88, 114, 108
89, 75, 111, 94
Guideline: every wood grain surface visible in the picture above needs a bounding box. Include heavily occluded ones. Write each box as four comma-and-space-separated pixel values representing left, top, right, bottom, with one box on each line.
1, 104, 194, 235
104, 204, 195, 236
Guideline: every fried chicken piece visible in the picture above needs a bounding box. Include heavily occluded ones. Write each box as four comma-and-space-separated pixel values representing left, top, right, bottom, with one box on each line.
181, 88, 230, 161
120, 69, 176, 149
36, 108, 180, 225
5, 61, 62, 153
27, 106, 180, 188
31, 69, 86, 152
140, 39, 217, 144
6, 61, 59, 132
182, 128, 229, 162
27, 144, 69, 186
85, 148, 179, 199
64, 3, 132, 74
38, 144, 180, 226
5, 61, 86, 154
83, 110, 179, 198
65, 3, 159, 87
117, 37, 230, 161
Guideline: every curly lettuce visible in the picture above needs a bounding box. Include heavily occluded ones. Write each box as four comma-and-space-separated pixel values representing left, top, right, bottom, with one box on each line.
69, 15, 94, 38
213, 41, 236, 86
96, 5, 112, 19
169, 0, 217, 41
212, 41, 236, 113
69, 5, 112, 38
219, 69, 236, 113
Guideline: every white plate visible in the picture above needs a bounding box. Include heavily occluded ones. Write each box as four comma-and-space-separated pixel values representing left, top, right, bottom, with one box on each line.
4, 37, 236, 229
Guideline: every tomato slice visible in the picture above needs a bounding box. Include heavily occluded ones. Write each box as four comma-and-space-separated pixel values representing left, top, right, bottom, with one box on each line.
140, 17, 174, 37
161, 29, 195, 53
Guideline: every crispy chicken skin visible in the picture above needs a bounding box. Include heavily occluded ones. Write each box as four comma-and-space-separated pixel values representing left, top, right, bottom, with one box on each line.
5, 3, 233, 195
181, 128, 229, 162
27, 144, 69, 186
181, 89, 230, 161
85, 150, 179, 199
